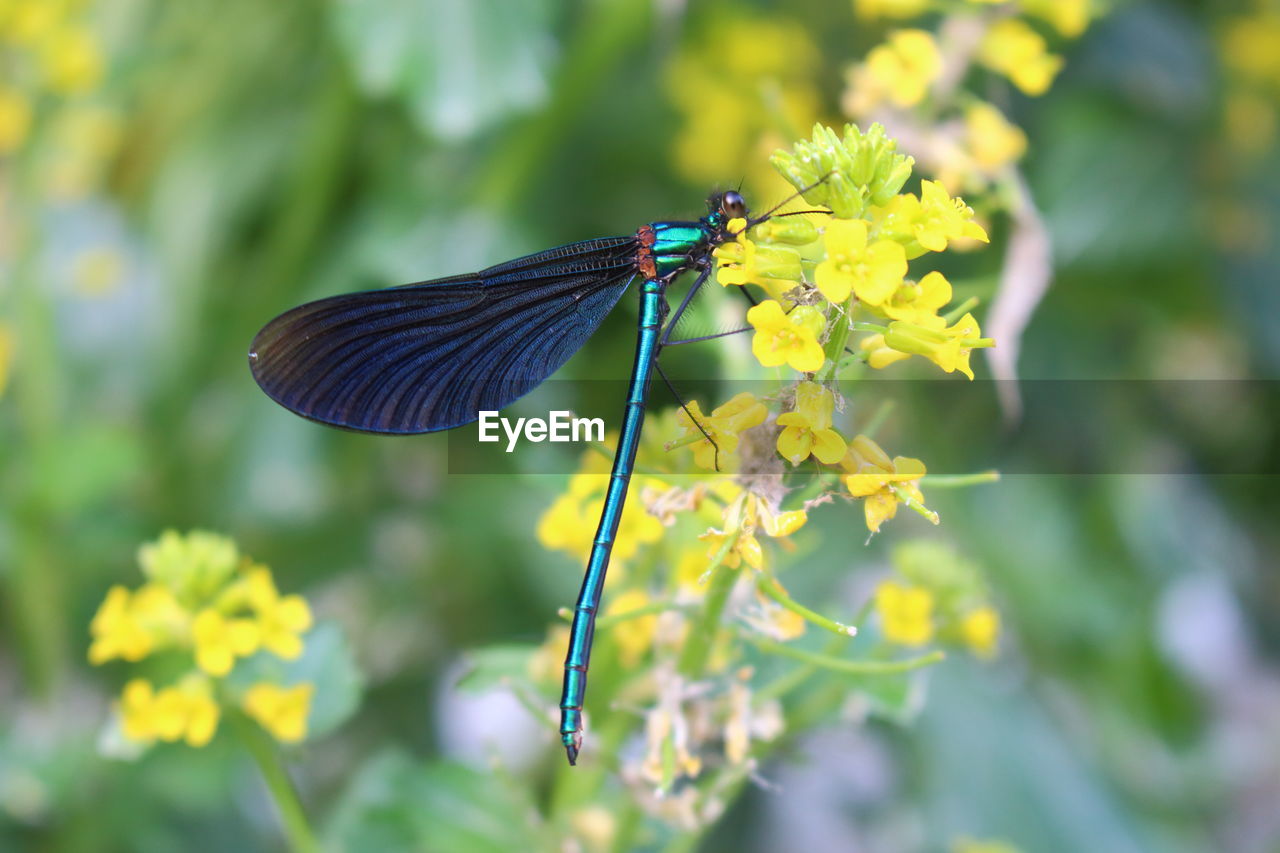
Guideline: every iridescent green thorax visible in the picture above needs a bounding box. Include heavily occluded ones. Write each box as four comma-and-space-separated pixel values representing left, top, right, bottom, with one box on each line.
636, 220, 719, 280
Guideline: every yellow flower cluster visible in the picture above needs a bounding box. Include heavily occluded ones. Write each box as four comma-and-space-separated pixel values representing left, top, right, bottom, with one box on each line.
89, 531, 316, 747
873, 541, 1001, 657
0, 0, 107, 156
840, 1, 1091, 195
665, 15, 820, 196
536, 440, 664, 565
727, 126, 993, 387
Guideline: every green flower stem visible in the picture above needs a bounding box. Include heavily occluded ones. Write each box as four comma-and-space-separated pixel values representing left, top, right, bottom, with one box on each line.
921, 470, 1001, 488
819, 296, 858, 380
889, 484, 940, 524
677, 536, 741, 679
755, 575, 857, 637
596, 600, 697, 629
748, 639, 944, 676
233, 715, 319, 853
942, 295, 980, 323
754, 634, 849, 704
847, 321, 890, 334
858, 399, 897, 439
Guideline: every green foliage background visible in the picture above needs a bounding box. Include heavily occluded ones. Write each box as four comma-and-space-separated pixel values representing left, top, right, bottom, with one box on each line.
1, 0, 1277, 850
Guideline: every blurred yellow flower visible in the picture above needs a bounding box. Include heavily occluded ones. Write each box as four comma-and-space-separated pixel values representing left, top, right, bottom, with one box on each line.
965, 102, 1027, 173
854, 0, 930, 19
192, 608, 260, 676
865, 29, 943, 108
245, 567, 312, 659
138, 529, 239, 602
977, 18, 1063, 96
675, 392, 768, 471
120, 677, 220, 747
606, 588, 658, 666
527, 624, 572, 685
881, 271, 952, 326
815, 219, 908, 305
1021, 0, 1092, 39
40, 27, 104, 95
536, 492, 595, 559
747, 301, 826, 372
875, 580, 935, 646
776, 381, 848, 465
243, 683, 314, 743
960, 605, 1000, 658
88, 583, 187, 664
0, 88, 32, 153
667, 16, 819, 193
842, 434, 933, 532
3, 0, 62, 45
1221, 12, 1280, 85
0, 324, 13, 398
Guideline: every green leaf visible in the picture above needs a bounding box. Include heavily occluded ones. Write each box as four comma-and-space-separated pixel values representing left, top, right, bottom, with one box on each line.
330, 0, 555, 140
325, 751, 540, 853
455, 644, 535, 693
226, 622, 363, 739
854, 670, 928, 725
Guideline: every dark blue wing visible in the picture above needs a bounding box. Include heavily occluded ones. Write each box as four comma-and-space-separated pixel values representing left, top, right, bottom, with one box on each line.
249, 236, 638, 433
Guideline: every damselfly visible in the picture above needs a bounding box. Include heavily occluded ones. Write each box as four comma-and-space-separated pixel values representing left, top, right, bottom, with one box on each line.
250, 190, 766, 764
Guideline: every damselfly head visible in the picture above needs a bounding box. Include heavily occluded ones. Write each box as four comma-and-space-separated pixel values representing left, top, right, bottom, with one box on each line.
715, 190, 748, 221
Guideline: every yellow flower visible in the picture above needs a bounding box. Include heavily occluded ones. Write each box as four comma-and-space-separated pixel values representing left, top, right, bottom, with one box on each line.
667, 16, 819, 193
916, 180, 989, 252
699, 492, 807, 572
713, 219, 804, 296
865, 29, 943, 107
960, 606, 1000, 658
40, 28, 104, 95
842, 435, 933, 533
776, 382, 848, 465
675, 392, 768, 470
875, 580, 934, 646
1020, 0, 1092, 38
245, 567, 313, 660
527, 624, 572, 685
3, 0, 61, 44
884, 311, 990, 379
880, 271, 952, 326
854, 0, 930, 19
977, 19, 1063, 96
814, 219, 908, 305
536, 492, 595, 559
606, 588, 658, 666
859, 333, 912, 370
138, 529, 239, 603
610, 494, 665, 563
88, 583, 187, 664
0, 88, 32, 154
119, 676, 220, 747
243, 683, 314, 743
192, 608, 260, 676
700, 528, 764, 571
965, 102, 1027, 173
0, 324, 12, 397
747, 300, 826, 372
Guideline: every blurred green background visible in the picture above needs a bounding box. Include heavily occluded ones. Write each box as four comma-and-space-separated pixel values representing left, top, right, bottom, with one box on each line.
2, 0, 1278, 850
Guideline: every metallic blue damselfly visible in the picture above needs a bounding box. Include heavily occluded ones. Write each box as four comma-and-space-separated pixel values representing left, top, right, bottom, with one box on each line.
249, 191, 756, 764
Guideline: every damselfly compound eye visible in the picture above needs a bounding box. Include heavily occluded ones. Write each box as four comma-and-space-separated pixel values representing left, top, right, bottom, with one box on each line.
720, 190, 748, 220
